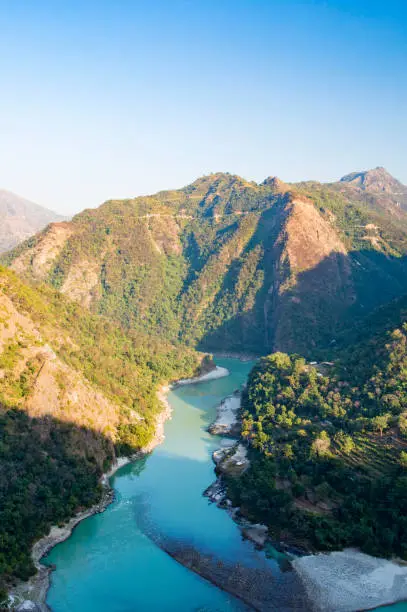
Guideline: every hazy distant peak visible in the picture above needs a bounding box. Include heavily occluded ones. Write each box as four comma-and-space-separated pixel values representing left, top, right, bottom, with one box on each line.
0, 189, 65, 253
339, 167, 406, 193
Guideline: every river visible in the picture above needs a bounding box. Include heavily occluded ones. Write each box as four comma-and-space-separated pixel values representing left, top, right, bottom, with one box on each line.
42, 357, 406, 611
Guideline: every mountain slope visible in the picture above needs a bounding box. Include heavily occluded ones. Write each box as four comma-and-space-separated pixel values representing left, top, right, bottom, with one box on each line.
0, 266, 202, 586
5, 170, 407, 357
0, 189, 65, 253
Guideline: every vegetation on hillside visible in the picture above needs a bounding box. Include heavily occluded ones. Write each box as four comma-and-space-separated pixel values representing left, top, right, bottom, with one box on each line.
0, 266, 202, 587
5, 172, 407, 357
3, 168, 407, 592
226, 327, 407, 558
0, 408, 109, 584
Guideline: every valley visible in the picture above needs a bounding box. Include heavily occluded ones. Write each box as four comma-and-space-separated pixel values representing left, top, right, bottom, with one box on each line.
2, 168, 407, 610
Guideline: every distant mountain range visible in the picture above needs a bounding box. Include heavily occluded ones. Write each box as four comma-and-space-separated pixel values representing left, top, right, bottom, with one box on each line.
0, 189, 65, 253
5, 166, 407, 357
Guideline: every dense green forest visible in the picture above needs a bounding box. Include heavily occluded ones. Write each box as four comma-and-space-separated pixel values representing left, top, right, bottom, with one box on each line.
226, 323, 407, 557
0, 408, 109, 584
0, 266, 203, 590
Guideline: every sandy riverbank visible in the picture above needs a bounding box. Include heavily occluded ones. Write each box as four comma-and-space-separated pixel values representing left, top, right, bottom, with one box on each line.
175, 365, 230, 386
10, 364, 230, 611
208, 392, 241, 436
293, 549, 407, 612
212, 351, 258, 362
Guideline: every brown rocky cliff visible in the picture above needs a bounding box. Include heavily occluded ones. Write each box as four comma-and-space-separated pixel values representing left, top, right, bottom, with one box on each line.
265, 195, 354, 353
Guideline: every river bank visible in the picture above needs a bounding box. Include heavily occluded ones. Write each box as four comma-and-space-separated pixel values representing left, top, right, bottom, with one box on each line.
204, 390, 270, 551
206, 390, 407, 612
293, 549, 407, 612
8, 453, 136, 612
9, 364, 230, 612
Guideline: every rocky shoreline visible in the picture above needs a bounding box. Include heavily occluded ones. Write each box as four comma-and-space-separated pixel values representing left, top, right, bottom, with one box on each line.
204, 390, 271, 551
9, 364, 229, 612
292, 549, 407, 612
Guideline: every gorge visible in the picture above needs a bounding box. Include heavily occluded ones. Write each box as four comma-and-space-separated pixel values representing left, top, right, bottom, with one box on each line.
2, 168, 407, 611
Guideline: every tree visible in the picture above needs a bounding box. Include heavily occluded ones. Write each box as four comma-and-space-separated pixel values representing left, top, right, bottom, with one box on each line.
371, 413, 391, 437
283, 444, 294, 460
311, 431, 331, 458
400, 451, 407, 469
334, 431, 355, 455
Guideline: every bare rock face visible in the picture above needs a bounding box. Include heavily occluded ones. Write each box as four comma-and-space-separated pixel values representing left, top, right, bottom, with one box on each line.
264, 195, 354, 354
208, 392, 241, 436
215, 443, 250, 477
11, 222, 72, 280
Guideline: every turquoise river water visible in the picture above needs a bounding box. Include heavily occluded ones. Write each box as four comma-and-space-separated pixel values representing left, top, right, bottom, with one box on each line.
43, 358, 407, 612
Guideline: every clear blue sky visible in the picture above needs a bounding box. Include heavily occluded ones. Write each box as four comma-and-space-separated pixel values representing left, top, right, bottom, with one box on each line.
0, 0, 406, 215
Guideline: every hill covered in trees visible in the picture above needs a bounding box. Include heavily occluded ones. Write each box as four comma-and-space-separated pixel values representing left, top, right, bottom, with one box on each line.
0, 266, 202, 590
5, 169, 407, 357
225, 313, 407, 558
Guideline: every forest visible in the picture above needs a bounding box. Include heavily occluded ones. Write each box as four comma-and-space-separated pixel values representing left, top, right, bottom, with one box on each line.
226, 323, 407, 558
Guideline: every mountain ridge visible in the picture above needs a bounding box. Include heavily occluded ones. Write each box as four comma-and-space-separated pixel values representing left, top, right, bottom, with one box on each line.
5, 168, 407, 357
3, 166, 407, 603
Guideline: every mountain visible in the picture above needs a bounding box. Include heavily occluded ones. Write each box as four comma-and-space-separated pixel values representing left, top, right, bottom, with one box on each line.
3, 167, 407, 600
0, 189, 65, 253
340, 166, 406, 195
5, 169, 407, 357
0, 265, 203, 586
328, 167, 407, 217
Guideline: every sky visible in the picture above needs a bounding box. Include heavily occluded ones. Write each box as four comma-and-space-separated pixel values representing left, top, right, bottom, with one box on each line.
0, 0, 406, 215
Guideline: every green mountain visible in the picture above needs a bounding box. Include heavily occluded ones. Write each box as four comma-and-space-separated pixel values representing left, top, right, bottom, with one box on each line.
224, 298, 407, 559
5, 170, 407, 357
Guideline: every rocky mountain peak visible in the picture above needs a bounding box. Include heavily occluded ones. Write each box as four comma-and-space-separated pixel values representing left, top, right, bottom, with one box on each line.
339, 167, 406, 194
